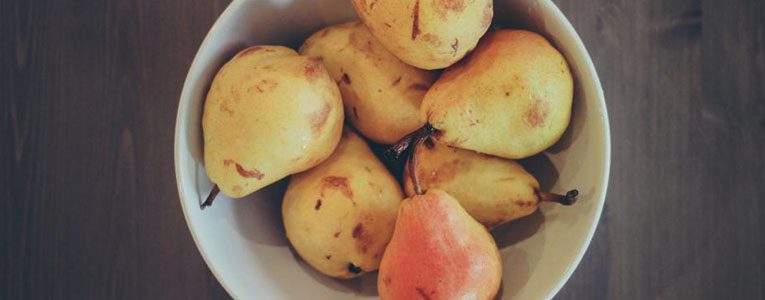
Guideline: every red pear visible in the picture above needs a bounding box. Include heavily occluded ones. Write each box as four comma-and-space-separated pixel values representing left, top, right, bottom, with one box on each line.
378, 189, 502, 300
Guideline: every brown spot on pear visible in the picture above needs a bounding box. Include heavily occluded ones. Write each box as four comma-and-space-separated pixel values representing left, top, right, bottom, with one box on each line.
321, 176, 354, 199
411, 0, 421, 40
303, 57, 324, 81
309, 103, 332, 134
525, 99, 550, 128
442, 0, 465, 11
383, 276, 392, 287
352, 223, 364, 238
234, 163, 264, 179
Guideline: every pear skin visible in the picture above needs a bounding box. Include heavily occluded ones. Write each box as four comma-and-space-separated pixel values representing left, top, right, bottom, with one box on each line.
421, 30, 574, 159
378, 189, 502, 300
282, 128, 403, 279
203, 46, 343, 199
300, 22, 436, 144
403, 141, 577, 228
350, 0, 493, 70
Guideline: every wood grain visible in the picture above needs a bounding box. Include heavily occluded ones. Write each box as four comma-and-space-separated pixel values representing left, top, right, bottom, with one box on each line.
1, 0, 764, 299
1, 0, 230, 299
555, 0, 765, 299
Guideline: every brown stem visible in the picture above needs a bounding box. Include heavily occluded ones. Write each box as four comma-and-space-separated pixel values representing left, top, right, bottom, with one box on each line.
538, 189, 578, 205
408, 137, 426, 195
201, 185, 219, 209
384, 124, 436, 162
405, 124, 436, 195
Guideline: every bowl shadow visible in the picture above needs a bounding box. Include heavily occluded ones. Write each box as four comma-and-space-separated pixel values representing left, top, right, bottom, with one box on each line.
289, 246, 380, 297
519, 153, 559, 192
230, 178, 291, 247
492, 209, 545, 249
498, 248, 531, 300
491, 211, 543, 300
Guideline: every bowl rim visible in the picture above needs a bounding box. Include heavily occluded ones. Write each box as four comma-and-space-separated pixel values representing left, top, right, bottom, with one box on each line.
174, 1, 249, 298
174, 0, 610, 299
532, 2, 610, 299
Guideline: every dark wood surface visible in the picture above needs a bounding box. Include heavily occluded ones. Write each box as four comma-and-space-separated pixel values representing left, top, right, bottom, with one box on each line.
1, 0, 763, 299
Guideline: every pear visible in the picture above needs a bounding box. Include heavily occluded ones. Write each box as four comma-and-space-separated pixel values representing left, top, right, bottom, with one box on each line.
420, 29, 574, 159
282, 128, 403, 279
403, 140, 577, 228
300, 22, 436, 144
378, 189, 502, 300
350, 0, 494, 70
202, 45, 343, 204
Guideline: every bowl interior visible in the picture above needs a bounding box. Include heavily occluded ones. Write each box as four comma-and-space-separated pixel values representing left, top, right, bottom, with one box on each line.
174, 0, 609, 299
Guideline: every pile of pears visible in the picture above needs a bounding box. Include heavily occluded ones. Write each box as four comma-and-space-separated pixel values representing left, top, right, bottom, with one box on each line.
201, 2, 578, 299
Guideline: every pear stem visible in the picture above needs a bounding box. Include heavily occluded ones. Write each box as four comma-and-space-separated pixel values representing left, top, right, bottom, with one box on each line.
538, 189, 579, 205
409, 138, 425, 196
384, 124, 436, 162
201, 185, 219, 209
406, 124, 436, 195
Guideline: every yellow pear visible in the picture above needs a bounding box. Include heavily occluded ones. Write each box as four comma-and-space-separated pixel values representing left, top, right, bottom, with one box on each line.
350, 0, 494, 70
403, 140, 577, 228
420, 29, 574, 159
300, 22, 436, 144
202, 45, 343, 202
282, 128, 403, 279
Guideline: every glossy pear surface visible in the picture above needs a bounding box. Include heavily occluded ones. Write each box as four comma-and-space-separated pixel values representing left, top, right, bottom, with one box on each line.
283, 128, 403, 279
378, 189, 501, 300
300, 22, 435, 144
421, 30, 573, 159
203, 46, 343, 198
404, 141, 541, 228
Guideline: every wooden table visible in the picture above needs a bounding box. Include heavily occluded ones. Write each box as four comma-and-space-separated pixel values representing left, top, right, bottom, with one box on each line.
2, 0, 763, 299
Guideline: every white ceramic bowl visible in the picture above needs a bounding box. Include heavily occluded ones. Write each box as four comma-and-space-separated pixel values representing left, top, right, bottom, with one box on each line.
175, 0, 610, 299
